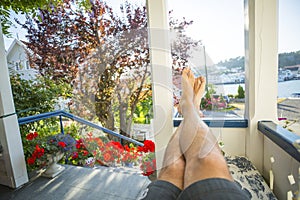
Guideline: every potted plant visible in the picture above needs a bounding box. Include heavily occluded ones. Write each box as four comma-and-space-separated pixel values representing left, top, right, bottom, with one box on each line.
25, 131, 76, 178
138, 140, 156, 180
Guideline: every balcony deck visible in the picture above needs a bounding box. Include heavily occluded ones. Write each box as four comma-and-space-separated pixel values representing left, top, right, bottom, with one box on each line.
0, 165, 150, 200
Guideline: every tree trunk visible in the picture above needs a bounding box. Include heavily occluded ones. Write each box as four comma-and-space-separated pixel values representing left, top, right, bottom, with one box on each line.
119, 102, 129, 137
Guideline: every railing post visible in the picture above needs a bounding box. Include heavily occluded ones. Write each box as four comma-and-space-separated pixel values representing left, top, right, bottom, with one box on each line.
59, 115, 64, 134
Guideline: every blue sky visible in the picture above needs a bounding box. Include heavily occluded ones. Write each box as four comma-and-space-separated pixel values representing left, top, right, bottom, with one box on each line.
4, 0, 300, 63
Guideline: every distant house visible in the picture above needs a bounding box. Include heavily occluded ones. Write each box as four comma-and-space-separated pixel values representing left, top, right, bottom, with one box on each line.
6, 38, 37, 80
283, 65, 300, 74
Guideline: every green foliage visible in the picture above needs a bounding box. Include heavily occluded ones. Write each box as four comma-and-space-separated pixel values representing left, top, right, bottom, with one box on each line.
278, 51, 300, 68
63, 122, 81, 139
0, 0, 93, 36
236, 85, 245, 99
133, 95, 153, 124
0, 0, 63, 36
10, 72, 72, 135
10, 73, 72, 118
217, 56, 245, 70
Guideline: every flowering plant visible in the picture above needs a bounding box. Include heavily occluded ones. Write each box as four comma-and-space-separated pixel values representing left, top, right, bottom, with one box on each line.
25, 131, 76, 169
138, 140, 156, 176
68, 138, 95, 166
122, 143, 139, 164
66, 132, 156, 176
201, 95, 227, 110
96, 141, 124, 165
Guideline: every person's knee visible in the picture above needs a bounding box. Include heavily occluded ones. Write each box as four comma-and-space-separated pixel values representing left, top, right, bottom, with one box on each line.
160, 156, 185, 177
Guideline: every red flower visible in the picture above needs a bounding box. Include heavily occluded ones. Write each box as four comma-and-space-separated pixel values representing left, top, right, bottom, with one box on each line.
72, 152, 78, 159
138, 140, 155, 153
94, 138, 104, 147
33, 132, 38, 138
76, 143, 81, 149
142, 171, 154, 176
33, 144, 45, 158
26, 132, 36, 141
106, 141, 123, 150
103, 152, 111, 162
124, 145, 130, 152
82, 150, 89, 156
137, 146, 144, 152
76, 139, 84, 149
58, 141, 67, 148
144, 140, 155, 152
27, 156, 36, 165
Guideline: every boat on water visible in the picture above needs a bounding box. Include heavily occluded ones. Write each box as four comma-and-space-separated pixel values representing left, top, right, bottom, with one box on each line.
291, 93, 300, 98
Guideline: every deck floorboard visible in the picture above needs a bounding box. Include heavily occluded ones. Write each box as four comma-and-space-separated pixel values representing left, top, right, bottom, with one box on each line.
0, 165, 150, 200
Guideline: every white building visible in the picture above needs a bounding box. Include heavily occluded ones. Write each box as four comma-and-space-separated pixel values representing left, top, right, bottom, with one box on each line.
6, 38, 37, 80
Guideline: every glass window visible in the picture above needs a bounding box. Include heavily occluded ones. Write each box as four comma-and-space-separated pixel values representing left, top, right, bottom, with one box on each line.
277, 0, 300, 135
168, 0, 245, 119
15, 62, 20, 71
25, 61, 30, 70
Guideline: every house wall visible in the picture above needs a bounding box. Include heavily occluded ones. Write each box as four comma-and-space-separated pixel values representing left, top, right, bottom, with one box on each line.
6, 40, 37, 80
211, 128, 246, 156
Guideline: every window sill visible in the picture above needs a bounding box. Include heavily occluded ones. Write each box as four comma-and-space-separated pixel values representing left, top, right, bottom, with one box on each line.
173, 118, 248, 128
258, 121, 300, 162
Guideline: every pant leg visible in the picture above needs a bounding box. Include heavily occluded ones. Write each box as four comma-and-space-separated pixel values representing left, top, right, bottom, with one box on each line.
137, 180, 182, 200
178, 178, 250, 200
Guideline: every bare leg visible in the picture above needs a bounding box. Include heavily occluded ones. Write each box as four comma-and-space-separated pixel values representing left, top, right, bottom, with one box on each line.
179, 68, 232, 189
158, 75, 206, 189
158, 123, 185, 190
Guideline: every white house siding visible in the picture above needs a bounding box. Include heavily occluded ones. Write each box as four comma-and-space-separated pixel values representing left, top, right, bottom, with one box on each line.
6, 39, 37, 80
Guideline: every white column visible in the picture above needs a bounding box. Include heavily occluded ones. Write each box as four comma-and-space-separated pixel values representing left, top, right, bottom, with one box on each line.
245, 0, 278, 172
146, 0, 173, 171
0, 26, 28, 188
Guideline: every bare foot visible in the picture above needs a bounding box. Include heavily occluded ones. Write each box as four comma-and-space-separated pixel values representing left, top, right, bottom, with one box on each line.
180, 68, 195, 103
193, 76, 206, 117
177, 76, 206, 117
178, 68, 194, 116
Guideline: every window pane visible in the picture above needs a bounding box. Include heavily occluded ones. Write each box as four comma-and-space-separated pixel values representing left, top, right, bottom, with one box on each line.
169, 0, 245, 119
278, 0, 300, 134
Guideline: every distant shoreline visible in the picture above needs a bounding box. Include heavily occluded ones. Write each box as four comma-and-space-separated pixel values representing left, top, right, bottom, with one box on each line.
214, 80, 300, 97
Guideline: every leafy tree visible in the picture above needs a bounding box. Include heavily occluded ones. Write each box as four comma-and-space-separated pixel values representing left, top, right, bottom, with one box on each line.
217, 50, 300, 71
236, 85, 245, 99
17, 1, 93, 83
10, 72, 71, 118
0, 0, 64, 36
133, 93, 153, 124
9, 71, 72, 138
278, 50, 300, 67
169, 10, 201, 65
18, 0, 200, 137
217, 56, 245, 70
18, 1, 150, 135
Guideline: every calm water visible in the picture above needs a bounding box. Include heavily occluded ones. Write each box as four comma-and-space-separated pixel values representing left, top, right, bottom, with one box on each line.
215, 80, 300, 98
